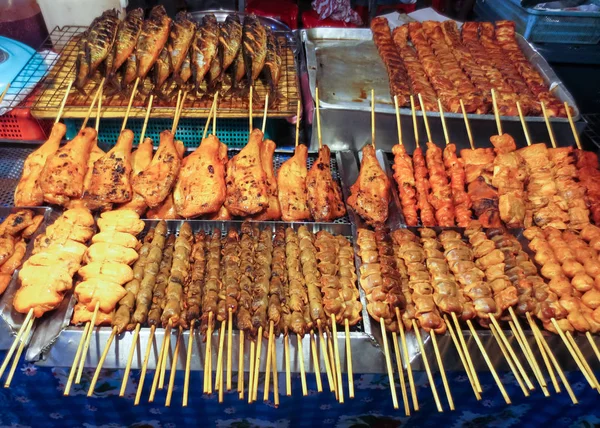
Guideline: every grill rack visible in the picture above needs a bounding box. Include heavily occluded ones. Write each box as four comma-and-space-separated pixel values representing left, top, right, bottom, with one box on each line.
8, 26, 300, 119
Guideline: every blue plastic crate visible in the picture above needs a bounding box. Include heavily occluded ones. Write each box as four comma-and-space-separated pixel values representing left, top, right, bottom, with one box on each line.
65, 117, 273, 149
475, 0, 600, 45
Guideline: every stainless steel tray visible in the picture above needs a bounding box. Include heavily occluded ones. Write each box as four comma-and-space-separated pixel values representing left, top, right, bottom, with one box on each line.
302, 28, 584, 151
0, 206, 53, 350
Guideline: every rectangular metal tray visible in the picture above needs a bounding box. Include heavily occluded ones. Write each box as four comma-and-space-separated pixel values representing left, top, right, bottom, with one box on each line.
0, 206, 53, 350
302, 28, 585, 151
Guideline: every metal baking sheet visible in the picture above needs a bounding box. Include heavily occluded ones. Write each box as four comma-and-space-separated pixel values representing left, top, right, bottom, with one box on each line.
302, 28, 585, 151
0, 206, 53, 349
28, 219, 383, 374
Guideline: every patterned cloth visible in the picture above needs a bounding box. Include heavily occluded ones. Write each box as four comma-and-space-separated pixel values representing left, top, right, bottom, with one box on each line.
311, 0, 363, 25
1, 349, 600, 427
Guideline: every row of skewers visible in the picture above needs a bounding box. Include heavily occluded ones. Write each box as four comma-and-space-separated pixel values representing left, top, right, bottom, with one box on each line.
75, 7, 282, 104
12, 80, 346, 230
371, 18, 568, 116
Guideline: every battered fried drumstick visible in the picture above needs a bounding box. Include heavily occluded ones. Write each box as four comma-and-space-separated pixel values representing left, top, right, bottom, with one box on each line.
200, 229, 222, 336
391, 229, 445, 333
161, 223, 193, 327
147, 234, 176, 327
131, 221, 168, 326
186, 231, 207, 323
391, 143, 418, 226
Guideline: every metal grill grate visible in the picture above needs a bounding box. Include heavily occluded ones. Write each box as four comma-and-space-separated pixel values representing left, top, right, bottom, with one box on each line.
583, 114, 600, 149
9, 26, 300, 120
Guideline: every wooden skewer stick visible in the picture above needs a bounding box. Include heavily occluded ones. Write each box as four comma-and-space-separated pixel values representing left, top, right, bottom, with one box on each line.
264, 322, 274, 402
392, 332, 410, 416
527, 314, 560, 394
516, 101, 532, 147
551, 318, 598, 390
527, 313, 577, 403
252, 326, 264, 402
460, 100, 475, 150
451, 312, 481, 393
489, 314, 534, 391
284, 334, 292, 396
331, 314, 344, 404
87, 326, 117, 396
418, 94, 433, 143
564, 101, 582, 150
75, 302, 100, 384
316, 87, 323, 149
183, 323, 195, 407
444, 315, 480, 400
227, 309, 233, 391
410, 95, 420, 149
0, 82, 11, 104
134, 325, 156, 405
491, 89, 503, 136
248, 339, 255, 400
540, 102, 557, 149
120, 324, 141, 397
158, 321, 173, 390
412, 320, 442, 412
139, 95, 154, 145
438, 99, 450, 146
64, 321, 90, 396
309, 330, 323, 393
204, 312, 214, 394
326, 329, 338, 399
298, 335, 308, 396
586, 331, 600, 364
430, 330, 454, 410
566, 330, 599, 390
121, 77, 140, 131
55, 81, 73, 124
262, 93, 269, 134
371, 89, 376, 149
95, 83, 102, 132
211, 91, 218, 136
345, 319, 354, 399
81, 79, 105, 130
317, 319, 335, 393
3, 316, 34, 388
216, 324, 223, 391
467, 319, 511, 404
295, 100, 301, 148
394, 95, 403, 145
171, 90, 182, 134
381, 318, 399, 410
238, 329, 245, 400
489, 322, 529, 397
396, 309, 418, 411
0, 308, 34, 379
202, 94, 216, 140
508, 307, 548, 393
149, 324, 169, 402
216, 320, 226, 403
166, 327, 183, 407
272, 337, 279, 407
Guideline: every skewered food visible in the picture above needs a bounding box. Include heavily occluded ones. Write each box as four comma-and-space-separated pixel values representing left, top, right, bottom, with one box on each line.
391, 143, 418, 226
306, 146, 346, 222
298, 226, 325, 326
200, 229, 221, 336
413, 146, 436, 226
263, 27, 282, 104
425, 142, 455, 226
461, 147, 501, 227
348, 145, 391, 226
278, 145, 311, 222
443, 143, 471, 227
252, 228, 272, 337
575, 150, 600, 225
192, 14, 219, 94
186, 231, 207, 323
253, 139, 281, 220
236, 224, 255, 335
242, 14, 267, 93
147, 234, 176, 327
285, 227, 309, 337
105, 8, 144, 89
136, 5, 172, 82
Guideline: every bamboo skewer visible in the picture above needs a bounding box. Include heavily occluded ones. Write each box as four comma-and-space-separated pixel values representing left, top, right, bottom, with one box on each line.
451, 312, 481, 393
204, 312, 213, 394
183, 323, 195, 407
252, 326, 264, 402
527, 313, 577, 403
166, 327, 183, 406
345, 319, 354, 399
491, 89, 503, 136
149, 324, 169, 402
295, 100, 301, 148
418, 94, 433, 143
430, 330, 454, 410
248, 340, 255, 400
371, 89, 376, 148
64, 321, 90, 396
55, 81, 73, 124
75, 302, 100, 385
540, 102, 557, 149
566, 331, 599, 391
227, 309, 233, 391
527, 316, 560, 394
565, 101, 582, 150
331, 315, 344, 404
121, 77, 140, 131
249, 86, 253, 130
171, 90, 182, 134
284, 335, 291, 396
216, 321, 226, 403
81, 79, 105, 130
262, 93, 269, 134
158, 321, 173, 390
412, 320, 442, 412
3, 316, 34, 388
0, 308, 34, 380
459, 100, 475, 150
326, 330, 338, 398
310, 330, 323, 393
317, 319, 335, 393
298, 335, 308, 396
396, 309, 418, 411
272, 337, 279, 407
438, 99, 450, 146
316, 87, 322, 149
0, 82, 11, 105
87, 326, 117, 396
516, 102, 531, 146
95, 84, 102, 132
203, 95, 216, 140
410, 96, 419, 149
467, 319, 511, 404
381, 318, 399, 410
264, 322, 274, 402
394, 95, 403, 145
392, 332, 410, 416
238, 330, 245, 400
134, 325, 156, 405
444, 315, 480, 400
139, 95, 154, 145
489, 322, 529, 397
586, 332, 600, 364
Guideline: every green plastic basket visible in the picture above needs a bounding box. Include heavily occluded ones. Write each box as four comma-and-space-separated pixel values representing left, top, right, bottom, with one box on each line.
65, 117, 273, 148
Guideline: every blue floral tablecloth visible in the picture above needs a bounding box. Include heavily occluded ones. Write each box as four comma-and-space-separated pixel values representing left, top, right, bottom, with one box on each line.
1, 351, 600, 427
